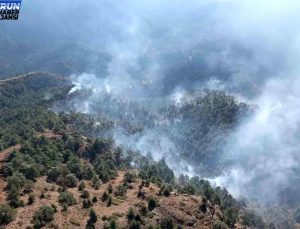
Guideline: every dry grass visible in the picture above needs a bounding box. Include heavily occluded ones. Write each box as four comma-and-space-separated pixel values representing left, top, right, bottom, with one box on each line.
0, 135, 224, 228
2, 170, 225, 229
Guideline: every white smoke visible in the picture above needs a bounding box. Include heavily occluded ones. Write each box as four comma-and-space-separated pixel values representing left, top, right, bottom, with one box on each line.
214, 74, 300, 202
63, 1, 300, 204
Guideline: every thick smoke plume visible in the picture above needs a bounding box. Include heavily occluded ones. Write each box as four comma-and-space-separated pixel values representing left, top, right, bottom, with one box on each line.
215, 75, 300, 203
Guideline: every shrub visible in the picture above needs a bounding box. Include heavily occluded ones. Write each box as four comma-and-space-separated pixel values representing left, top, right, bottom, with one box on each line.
69, 218, 81, 226
23, 165, 40, 181
57, 174, 78, 188
102, 192, 109, 202
127, 208, 135, 221
0, 204, 15, 225
138, 203, 148, 216
107, 195, 112, 207
51, 204, 58, 213
62, 203, 68, 212
178, 185, 195, 195
148, 198, 157, 211
213, 194, 221, 205
199, 197, 207, 213
64, 174, 78, 188
129, 220, 140, 229
28, 193, 35, 205
86, 208, 97, 229
82, 163, 95, 180
6, 172, 26, 190
81, 189, 90, 199
78, 181, 86, 191
224, 207, 239, 227
163, 189, 170, 197
82, 199, 92, 209
123, 171, 137, 183
110, 219, 117, 229
47, 167, 60, 182
114, 185, 127, 196
137, 190, 146, 199
159, 185, 171, 197
91, 175, 101, 190
242, 211, 265, 228
213, 220, 227, 229
58, 191, 76, 206
33, 206, 55, 228
134, 214, 142, 223
145, 180, 150, 187
40, 192, 45, 199
92, 196, 97, 203
6, 172, 26, 207
108, 183, 113, 194
199, 203, 207, 213
23, 180, 34, 194
160, 217, 173, 229
7, 185, 21, 207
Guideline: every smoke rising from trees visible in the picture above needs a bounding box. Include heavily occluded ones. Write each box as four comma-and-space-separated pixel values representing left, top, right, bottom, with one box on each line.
3, 0, 300, 204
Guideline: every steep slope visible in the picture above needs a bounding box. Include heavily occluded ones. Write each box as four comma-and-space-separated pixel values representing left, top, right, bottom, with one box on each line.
0, 73, 266, 228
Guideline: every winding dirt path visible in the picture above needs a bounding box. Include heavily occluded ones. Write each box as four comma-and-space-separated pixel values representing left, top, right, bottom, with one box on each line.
0, 72, 68, 86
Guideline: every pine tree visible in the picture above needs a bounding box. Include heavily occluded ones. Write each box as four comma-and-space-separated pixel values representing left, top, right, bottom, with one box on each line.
107, 195, 112, 207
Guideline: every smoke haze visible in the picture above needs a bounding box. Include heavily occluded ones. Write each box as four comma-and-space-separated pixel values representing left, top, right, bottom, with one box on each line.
3, 0, 300, 205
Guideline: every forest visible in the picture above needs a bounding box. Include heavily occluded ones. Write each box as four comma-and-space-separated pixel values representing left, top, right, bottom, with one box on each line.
0, 73, 267, 228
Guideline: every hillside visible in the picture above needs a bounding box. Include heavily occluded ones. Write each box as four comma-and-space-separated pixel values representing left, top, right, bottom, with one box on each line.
0, 73, 267, 228
0, 148, 224, 229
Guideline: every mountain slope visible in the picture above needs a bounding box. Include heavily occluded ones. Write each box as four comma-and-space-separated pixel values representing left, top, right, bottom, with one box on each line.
0, 73, 266, 228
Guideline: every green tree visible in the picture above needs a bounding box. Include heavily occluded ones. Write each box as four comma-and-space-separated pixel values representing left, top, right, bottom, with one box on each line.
108, 183, 113, 194
199, 197, 207, 213
92, 196, 97, 203
81, 189, 90, 199
58, 191, 76, 206
28, 193, 35, 205
91, 175, 101, 190
102, 191, 109, 202
114, 184, 127, 196
78, 181, 86, 191
148, 198, 157, 211
82, 199, 92, 209
47, 167, 60, 182
82, 163, 94, 180
0, 204, 15, 225
129, 220, 140, 229
86, 208, 97, 229
64, 174, 78, 188
213, 220, 227, 229
107, 195, 112, 207
224, 207, 238, 227
127, 208, 135, 222
110, 219, 117, 229
123, 171, 136, 183
138, 203, 148, 216
7, 184, 21, 207
160, 217, 173, 229
33, 206, 55, 228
